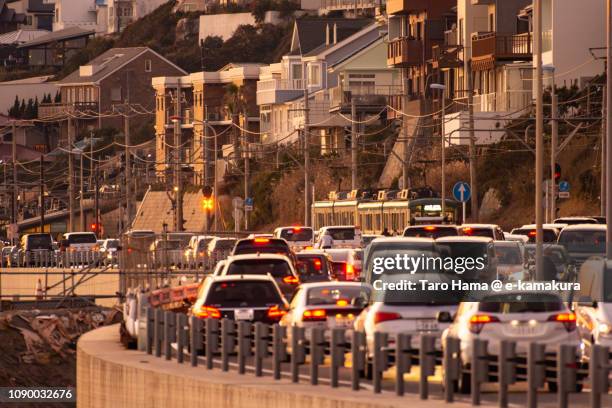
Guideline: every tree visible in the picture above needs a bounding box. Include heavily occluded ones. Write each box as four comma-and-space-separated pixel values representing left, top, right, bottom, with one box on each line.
54, 91, 61, 103
19, 99, 26, 118
8, 95, 19, 117
25, 98, 35, 119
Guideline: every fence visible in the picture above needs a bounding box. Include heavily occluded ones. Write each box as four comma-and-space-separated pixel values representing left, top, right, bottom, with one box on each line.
135, 302, 612, 408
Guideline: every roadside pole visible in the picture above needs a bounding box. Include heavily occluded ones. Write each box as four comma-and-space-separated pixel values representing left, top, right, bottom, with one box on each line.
607, 0, 612, 258
351, 95, 357, 190
39, 155, 44, 232
534, 0, 544, 278
304, 88, 310, 226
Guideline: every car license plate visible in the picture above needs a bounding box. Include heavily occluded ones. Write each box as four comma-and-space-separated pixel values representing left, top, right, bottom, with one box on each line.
234, 309, 254, 321
331, 315, 353, 328
510, 325, 537, 336
416, 320, 438, 331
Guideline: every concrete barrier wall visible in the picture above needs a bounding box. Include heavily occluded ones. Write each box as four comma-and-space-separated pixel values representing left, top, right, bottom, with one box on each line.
77, 325, 460, 408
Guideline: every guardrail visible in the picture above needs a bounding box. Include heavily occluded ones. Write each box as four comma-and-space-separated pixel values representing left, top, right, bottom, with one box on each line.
2, 250, 103, 268
135, 304, 611, 408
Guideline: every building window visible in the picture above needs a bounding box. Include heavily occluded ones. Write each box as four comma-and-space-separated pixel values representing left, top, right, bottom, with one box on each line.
111, 86, 122, 101
308, 64, 320, 86
145, 59, 152, 72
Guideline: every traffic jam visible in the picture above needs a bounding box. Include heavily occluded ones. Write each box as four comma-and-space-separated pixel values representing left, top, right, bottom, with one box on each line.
133, 217, 612, 393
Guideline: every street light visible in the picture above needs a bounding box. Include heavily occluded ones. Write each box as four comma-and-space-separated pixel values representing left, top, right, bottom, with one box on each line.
431, 83, 447, 218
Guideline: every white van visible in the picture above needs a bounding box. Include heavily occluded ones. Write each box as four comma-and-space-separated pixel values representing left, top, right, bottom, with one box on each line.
315, 226, 362, 249
273, 226, 314, 250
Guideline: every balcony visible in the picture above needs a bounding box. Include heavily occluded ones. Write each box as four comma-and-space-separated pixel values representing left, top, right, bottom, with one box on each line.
472, 90, 532, 113
38, 102, 99, 119
387, 37, 423, 67
330, 84, 403, 114
256, 78, 305, 105
431, 44, 462, 70
321, 0, 383, 12
471, 32, 532, 70
387, 0, 429, 15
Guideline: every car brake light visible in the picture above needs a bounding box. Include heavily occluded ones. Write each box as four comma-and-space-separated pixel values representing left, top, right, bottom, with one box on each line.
468, 314, 499, 334
424, 226, 437, 231
293, 227, 302, 232
336, 299, 348, 307
283, 276, 299, 284
193, 305, 221, 319
548, 312, 576, 332
303, 309, 327, 321
528, 230, 537, 237
463, 227, 473, 235
254, 238, 270, 244
267, 305, 286, 320
345, 263, 355, 281
313, 259, 322, 270
374, 312, 401, 324
305, 246, 314, 250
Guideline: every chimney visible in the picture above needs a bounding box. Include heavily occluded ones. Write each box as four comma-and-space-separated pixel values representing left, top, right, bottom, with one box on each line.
325, 24, 330, 46
333, 23, 337, 44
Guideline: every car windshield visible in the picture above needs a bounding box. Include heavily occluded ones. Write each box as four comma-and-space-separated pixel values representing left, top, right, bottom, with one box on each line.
213, 239, 236, 250
280, 228, 313, 242
478, 293, 562, 313
495, 245, 522, 265
404, 227, 458, 238
555, 218, 598, 225
558, 230, 606, 254
436, 242, 491, 280
233, 240, 290, 255
306, 286, 369, 306
512, 228, 557, 243
27, 234, 52, 249
105, 240, 119, 249
205, 281, 283, 307
461, 228, 494, 239
365, 242, 439, 281
156, 240, 181, 250
325, 228, 356, 240
67, 234, 97, 244
297, 255, 329, 276
197, 239, 213, 250
226, 259, 292, 278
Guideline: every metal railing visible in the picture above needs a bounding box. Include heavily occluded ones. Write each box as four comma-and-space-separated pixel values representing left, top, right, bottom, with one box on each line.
257, 78, 305, 92
471, 32, 532, 60
321, 0, 382, 11
387, 37, 423, 67
38, 102, 99, 119
330, 85, 403, 108
136, 304, 611, 408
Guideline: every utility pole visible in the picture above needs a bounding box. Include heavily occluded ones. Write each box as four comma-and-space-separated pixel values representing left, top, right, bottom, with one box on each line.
243, 112, 249, 231
124, 71, 133, 230
204, 105, 210, 186
440, 92, 446, 217
606, 0, 612, 258
174, 80, 184, 232
534, 0, 544, 278
601, 85, 606, 217
79, 151, 84, 231
11, 121, 17, 234
303, 88, 311, 226
402, 73, 410, 190
351, 95, 358, 190
213, 106, 218, 232
94, 164, 99, 237
466, 62, 479, 222
39, 155, 44, 232
67, 117, 75, 232
550, 91, 558, 222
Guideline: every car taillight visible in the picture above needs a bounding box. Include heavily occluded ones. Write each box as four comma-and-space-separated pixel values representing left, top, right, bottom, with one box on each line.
303, 309, 327, 321
548, 312, 576, 332
254, 238, 270, 244
528, 230, 537, 237
424, 226, 437, 231
345, 264, 355, 281
193, 305, 221, 319
468, 314, 500, 334
283, 276, 299, 284
374, 312, 401, 324
336, 299, 349, 307
267, 305, 286, 320
313, 259, 322, 270
462, 227, 473, 235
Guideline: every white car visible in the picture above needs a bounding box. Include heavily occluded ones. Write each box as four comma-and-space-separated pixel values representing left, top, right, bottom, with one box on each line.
502, 233, 529, 243
459, 224, 505, 240
184, 235, 216, 266
273, 226, 314, 251
323, 248, 362, 281
493, 240, 527, 281
557, 224, 606, 266
511, 224, 565, 243
442, 290, 581, 393
207, 237, 237, 260
280, 282, 371, 339
316, 225, 362, 248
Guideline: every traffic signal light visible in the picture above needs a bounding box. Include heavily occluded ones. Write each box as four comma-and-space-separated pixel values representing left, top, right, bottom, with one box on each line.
202, 185, 214, 211
554, 162, 561, 183
90, 222, 98, 232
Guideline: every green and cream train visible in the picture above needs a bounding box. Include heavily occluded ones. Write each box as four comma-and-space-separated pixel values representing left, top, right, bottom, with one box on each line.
312, 190, 460, 235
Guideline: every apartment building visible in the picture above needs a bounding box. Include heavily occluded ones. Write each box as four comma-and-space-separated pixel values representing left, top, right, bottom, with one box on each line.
257, 18, 397, 151
39, 47, 186, 141
6, 0, 54, 30
153, 63, 263, 184
316, 0, 385, 17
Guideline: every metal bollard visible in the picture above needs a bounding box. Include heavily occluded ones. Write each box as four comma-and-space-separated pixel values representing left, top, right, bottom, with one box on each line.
221, 318, 236, 372
557, 344, 578, 408
146, 307, 154, 355
290, 326, 305, 383
254, 323, 268, 377
351, 331, 366, 391
372, 332, 389, 394
237, 321, 252, 375
471, 338, 489, 406
176, 313, 187, 364
164, 311, 175, 360
499, 340, 517, 408
395, 333, 412, 396
272, 325, 287, 380
205, 318, 219, 369
527, 342, 546, 408
419, 334, 436, 400
154, 308, 164, 357
443, 336, 461, 403
309, 327, 325, 385
330, 328, 346, 388
590, 344, 611, 408
189, 316, 202, 367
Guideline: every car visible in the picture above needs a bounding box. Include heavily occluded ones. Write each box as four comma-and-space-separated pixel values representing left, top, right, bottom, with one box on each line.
100, 238, 120, 266
403, 225, 459, 239
295, 251, 334, 282
435, 236, 499, 286
184, 235, 215, 266
273, 226, 314, 251
459, 224, 505, 240
280, 282, 371, 342
554, 217, 599, 225
60, 232, 99, 252
217, 253, 300, 297
1, 245, 18, 267
557, 224, 606, 266
211, 260, 226, 276
20, 233, 54, 266
442, 290, 581, 393
323, 248, 363, 281
190, 275, 288, 324
493, 241, 527, 281
231, 237, 297, 266
167, 232, 195, 249
503, 233, 529, 243
207, 237, 237, 260
523, 244, 576, 282
315, 226, 363, 249
587, 216, 606, 224
362, 234, 382, 247
510, 224, 565, 243
149, 239, 183, 268
246, 233, 274, 239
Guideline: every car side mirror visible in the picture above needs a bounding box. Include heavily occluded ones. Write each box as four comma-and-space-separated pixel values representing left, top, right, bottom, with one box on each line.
437, 311, 453, 323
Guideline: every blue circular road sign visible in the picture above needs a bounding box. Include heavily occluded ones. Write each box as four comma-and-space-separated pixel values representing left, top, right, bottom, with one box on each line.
453, 182, 471, 203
